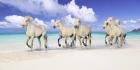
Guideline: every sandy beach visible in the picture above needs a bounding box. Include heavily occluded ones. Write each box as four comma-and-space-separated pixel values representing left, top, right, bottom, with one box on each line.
0, 33, 140, 70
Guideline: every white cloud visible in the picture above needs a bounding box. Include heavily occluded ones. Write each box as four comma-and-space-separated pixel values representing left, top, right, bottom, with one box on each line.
0, 21, 10, 28
0, 21, 21, 28
0, 0, 66, 16
0, 0, 97, 32
42, 0, 66, 16
5, 15, 24, 24
34, 18, 48, 29
122, 19, 140, 31
0, 15, 25, 28
66, 0, 97, 22
50, 19, 55, 23
122, 20, 128, 24
0, 0, 97, 23
123, 19, 138, 24
0, 15, 49, 29
0, 0, 42, 15
63, 15, 75, 26
129, 20, 137, 23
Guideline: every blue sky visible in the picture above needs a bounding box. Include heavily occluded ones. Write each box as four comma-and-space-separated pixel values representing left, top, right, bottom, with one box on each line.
0, 0, 140, 32
59, 0, 140, 18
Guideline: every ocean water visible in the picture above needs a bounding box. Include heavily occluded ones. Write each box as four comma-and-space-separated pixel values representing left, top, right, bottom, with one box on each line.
0, 32, 103, 44
0, 32, 140, 44
0, 32, 140, 51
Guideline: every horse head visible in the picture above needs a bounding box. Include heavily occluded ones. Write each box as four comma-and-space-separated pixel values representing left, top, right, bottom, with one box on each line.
74, 18, 81, 29
22, 16, 33, 27
53, 20, 64, 29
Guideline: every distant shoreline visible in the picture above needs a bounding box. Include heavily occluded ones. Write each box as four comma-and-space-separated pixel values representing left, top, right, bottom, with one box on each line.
131, 28, 140, 32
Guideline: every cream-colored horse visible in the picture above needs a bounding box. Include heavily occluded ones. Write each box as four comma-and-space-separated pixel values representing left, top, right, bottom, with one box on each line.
22, 16, 47, 50
103, 17, 126, 48
74, 18, 92, 47
53, 20, 76, 47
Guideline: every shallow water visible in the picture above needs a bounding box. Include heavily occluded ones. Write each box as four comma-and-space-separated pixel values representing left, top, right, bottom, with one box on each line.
0, 32, 140, 44
0, 32, 139, 52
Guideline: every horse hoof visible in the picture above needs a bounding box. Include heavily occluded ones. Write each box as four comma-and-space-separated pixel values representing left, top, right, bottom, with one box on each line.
70, 44, 73, 47
105, 42, 107, 44
45, 46, 47, 48
28, 46, 32, 49
83, 43, 87, 46
58, 44, 61, 47
70, 45, 72, 47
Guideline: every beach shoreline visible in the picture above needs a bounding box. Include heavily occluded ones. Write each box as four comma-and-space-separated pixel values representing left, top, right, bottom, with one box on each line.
0, 33, 140, 70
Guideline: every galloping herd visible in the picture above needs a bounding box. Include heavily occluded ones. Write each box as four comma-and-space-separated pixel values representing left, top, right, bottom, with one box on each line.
22, 16, 126, 50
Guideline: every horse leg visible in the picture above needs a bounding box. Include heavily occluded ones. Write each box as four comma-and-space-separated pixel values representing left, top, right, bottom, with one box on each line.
78, 37, 82, 47
88, 33, 92, 47
30, 37, 34, 50
112, 36, 116, 48
43, 35, 47, 48
114, 36, 119, 48
70, 34, 76, 47
58, 36, 62, 47
108, 36, 113, 48
26, 37, 31, 48
89, 37, 91, 47
81, 38, 84, 47
115, 36, 120, 48
120, 35, 124, 48
37, 36, 41, 49
85, 37, 87, 45
65, 38, 68, 47
117, 34, 123, 48
105, 34, 109, 44
123, 34, 126, 45
83, 37, 87, 47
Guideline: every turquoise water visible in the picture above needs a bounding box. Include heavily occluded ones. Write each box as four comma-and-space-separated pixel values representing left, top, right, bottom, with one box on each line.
0, 32, 140, 44
126, 32, 140, 39
0, 32, 139, 51
0, 32, 104, 44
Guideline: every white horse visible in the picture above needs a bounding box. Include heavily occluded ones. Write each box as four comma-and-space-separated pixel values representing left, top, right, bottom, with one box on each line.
21, 16, 47, 50
73, 18, 92, 47
103, 17, 126, 48
53, 20, 76, 47
103, 17, 118, 44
